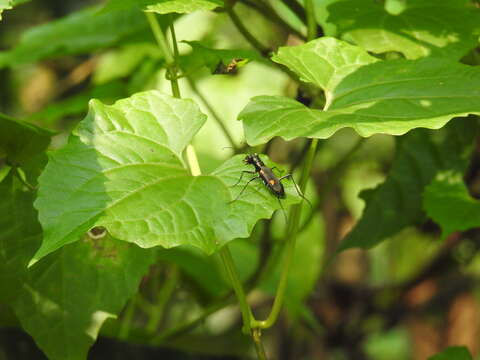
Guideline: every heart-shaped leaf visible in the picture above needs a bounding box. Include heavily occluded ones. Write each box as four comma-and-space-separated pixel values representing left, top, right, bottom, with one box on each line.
240, 38, 480, 145
34, 91, 301, 263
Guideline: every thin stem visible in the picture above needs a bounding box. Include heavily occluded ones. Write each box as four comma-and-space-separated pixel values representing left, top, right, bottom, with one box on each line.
253, 138, 319, 329
186, 76, 238, 151
219, 246, 253, 333
252, 0, 319, 325
225, 2, 270, 56
298, 137, 365, 233
169, 16, 181, 98
252, 328, 268, 360
145, 12, 180, 98
304, 0, 316, 41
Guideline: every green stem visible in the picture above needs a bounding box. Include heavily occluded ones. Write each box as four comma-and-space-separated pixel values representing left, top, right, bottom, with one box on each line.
145, 12, 180, 98
298, 137, 365, 233
219, 246, 253, 333
252, 139, 319, 329
252, 328, 268, 360
252, 0, 317, 325
169, 16, 181, 98
304, 0, 317, 41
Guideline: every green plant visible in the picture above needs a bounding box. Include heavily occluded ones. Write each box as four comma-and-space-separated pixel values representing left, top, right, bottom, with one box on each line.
1, 1, 480, 359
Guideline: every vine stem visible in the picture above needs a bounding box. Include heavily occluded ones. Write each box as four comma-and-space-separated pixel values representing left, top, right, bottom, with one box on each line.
304, 0, 317, 41
219, 246, 253, 333
251, 0, 319, 330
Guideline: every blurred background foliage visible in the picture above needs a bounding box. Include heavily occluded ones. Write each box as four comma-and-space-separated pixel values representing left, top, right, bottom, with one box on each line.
0, 0, 479, 359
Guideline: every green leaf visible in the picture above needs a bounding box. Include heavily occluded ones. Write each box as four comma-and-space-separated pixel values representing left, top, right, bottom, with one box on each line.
240, 39, 480, 146
423, 171, 480, 238
145, 0, 223, 14
428, 346, 473, 360
0, 5, 152, 68
0, 113, 53, 165
33, 90, 301, 263
327, 0, 480, 60
339, 118, 477, 251
271, 37, 378, 93
0, 173, 155, 360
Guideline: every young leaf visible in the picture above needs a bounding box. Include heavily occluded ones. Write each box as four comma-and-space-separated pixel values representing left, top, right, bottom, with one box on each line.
0, 174, 155, 360
33, 91, 302, 263
0, 114, 53, 165
423, 172, 480, 238
339, 118, 477, 251
0, 5, 152, 68
240, 38, 480, 146
327, 0, 480, 60
428, 346, 473, 360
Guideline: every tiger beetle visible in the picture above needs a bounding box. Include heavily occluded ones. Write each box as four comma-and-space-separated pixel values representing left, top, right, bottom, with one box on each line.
230, 153, 311, 221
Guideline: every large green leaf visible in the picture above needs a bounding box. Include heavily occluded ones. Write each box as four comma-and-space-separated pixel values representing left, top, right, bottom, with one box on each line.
240, 38, 480, 146
0, 114, 53, 165
0, 5, 152, 68
428, 346, 473, 360
34, 91, 301, 263
327, 0, 480, 60
423, 171, 480, 238
339, 118, 477, 251
0, 173, 155, 360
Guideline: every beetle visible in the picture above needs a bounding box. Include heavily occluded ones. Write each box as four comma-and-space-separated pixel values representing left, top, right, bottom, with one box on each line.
230, 153, 310, 221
